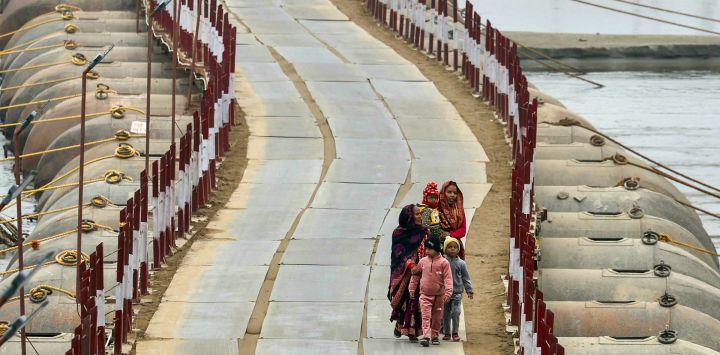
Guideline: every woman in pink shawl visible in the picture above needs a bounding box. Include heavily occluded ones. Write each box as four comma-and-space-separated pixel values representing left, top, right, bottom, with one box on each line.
439, 181, 467, 259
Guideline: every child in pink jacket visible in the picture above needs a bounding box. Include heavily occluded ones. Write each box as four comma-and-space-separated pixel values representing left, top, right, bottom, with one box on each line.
409, 236, 453, 346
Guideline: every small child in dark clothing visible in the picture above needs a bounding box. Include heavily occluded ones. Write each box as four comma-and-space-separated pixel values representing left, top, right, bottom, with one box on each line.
442, 237, 473, 341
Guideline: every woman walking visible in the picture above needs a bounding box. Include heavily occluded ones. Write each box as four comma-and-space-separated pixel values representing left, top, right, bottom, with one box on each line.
388, 204, 430, 341
439, 181, 467, 259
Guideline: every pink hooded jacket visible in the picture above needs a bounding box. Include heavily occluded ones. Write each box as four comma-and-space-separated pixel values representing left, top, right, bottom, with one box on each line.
409, 254, 453, 301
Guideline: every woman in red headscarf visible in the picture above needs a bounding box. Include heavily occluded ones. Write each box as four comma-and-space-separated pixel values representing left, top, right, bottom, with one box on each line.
439, 181, 466, 259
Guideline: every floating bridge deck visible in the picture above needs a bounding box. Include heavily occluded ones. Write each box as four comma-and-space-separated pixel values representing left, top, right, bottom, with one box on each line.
138, 1, 490, 353
1, 0, 719, 354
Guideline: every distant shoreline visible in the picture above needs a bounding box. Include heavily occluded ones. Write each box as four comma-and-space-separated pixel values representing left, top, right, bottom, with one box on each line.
509, 32, 720, 71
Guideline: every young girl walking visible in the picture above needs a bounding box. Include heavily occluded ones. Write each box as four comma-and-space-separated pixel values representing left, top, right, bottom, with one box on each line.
409, 236, 453, 346
442, 237, 474, 342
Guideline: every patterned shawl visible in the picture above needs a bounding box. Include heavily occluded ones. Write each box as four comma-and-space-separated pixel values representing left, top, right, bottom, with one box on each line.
439, 181, 464, 231
390, 205, 429, 278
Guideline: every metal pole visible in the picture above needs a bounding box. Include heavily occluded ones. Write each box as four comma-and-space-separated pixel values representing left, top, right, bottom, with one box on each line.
172, 0, 178, 144
12, 118, 28, 355
77, 67, 88, 307
146, 6, 153, 177
136, 0, 141, 33
148, 0, 172, 173
77, 45, 113, 308
187, 0, 201, 109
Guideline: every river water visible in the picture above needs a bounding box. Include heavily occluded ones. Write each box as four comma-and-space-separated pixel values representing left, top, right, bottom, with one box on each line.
471, 0, 720, 35
527, 70, 720, 252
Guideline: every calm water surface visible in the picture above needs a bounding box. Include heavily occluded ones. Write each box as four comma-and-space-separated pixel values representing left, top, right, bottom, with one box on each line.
527, 71, 720, 251
471, 0, 720, 35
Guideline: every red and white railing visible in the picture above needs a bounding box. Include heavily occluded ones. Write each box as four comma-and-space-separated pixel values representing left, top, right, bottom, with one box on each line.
66, 0, 237, 353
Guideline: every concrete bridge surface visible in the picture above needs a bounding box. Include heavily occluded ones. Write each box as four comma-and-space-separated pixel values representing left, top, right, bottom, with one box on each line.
137, 0, 491, 353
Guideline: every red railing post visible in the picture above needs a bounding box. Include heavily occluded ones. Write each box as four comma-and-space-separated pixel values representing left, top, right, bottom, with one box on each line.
463, 5, 469, 81
178, 137, 186, 239
452, 0, 458, 70
96, 243, 105, 355
88, 252, 98, 354
436, 0, 444, 62
410, 2, 416, 46
538, 301, 547, 354
140, 171, 149, 293
474, 13, 481, 94
159, 154, 169, 255
533, 289, 543, 353
123, 204, 132, 344
132, 193, 141, 302
201, 103, 210, 205
428, 0, 435, 54
114, 209, 126, 355
419, 0, 426, 51
152, 161, 160, 269
208, 87, 217, 190
73, 326, 81, 354
185, 124, 193, 232
399, 1, 406, 37
170, 147, 178, 247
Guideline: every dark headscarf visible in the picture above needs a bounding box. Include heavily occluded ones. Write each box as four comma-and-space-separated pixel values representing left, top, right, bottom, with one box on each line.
390, 204, 428, 276
439, 181, 464, 231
